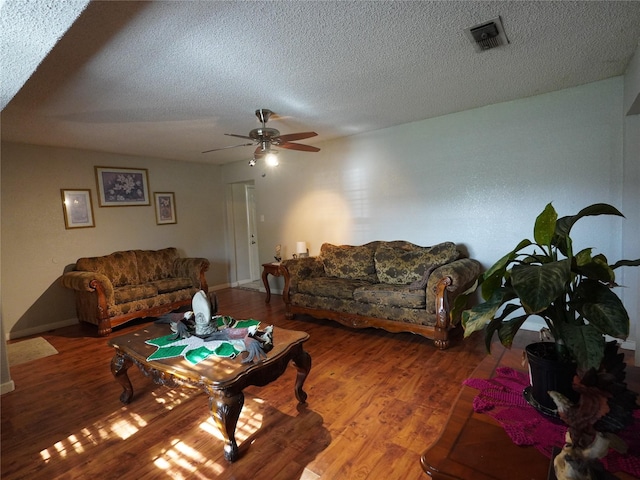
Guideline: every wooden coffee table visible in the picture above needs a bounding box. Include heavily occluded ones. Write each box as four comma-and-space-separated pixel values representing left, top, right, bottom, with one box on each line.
107, 323, 311, 462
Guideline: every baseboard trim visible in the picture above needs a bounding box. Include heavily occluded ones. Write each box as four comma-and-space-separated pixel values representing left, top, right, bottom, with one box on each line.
4, 283, 280, 341
1, 380, 16, 395
6, 318, 78, 341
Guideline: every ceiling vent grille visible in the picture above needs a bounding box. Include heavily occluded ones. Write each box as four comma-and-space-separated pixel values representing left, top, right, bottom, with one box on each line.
465, 16, 509, 52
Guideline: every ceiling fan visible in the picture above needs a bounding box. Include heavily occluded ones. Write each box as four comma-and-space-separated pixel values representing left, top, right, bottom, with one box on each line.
202, 109, 320, 161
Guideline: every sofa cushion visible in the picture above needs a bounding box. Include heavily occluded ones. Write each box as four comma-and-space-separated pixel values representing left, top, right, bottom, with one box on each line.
298, 277, 372, 300
114, 283, 158, 304
374, 242, 459, 285
151, 277, 193, 294
76, 250, 139, 287
135, 248, 179, 282
353, 284, 426, 309
320, 243, 378, 282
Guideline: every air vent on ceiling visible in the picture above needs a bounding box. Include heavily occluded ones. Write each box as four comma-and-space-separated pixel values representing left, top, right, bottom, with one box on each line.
465, 16, 509, 52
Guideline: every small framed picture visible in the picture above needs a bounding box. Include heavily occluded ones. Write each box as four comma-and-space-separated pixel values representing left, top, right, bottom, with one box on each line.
154, 192, 177, 225
61, 189, 95, 229
95, 166, 150, 206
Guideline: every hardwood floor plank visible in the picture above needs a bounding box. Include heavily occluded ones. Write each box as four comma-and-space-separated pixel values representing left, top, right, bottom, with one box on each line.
2, 288, 503, 479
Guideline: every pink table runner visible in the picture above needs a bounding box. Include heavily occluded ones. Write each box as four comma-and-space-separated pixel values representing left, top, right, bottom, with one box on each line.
464, 366, 640, 477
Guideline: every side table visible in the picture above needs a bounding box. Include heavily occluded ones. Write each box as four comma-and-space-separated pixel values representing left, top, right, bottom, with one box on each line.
261, 262, 283, 303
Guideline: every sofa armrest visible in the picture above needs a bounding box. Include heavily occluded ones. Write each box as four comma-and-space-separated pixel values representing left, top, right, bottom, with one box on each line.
429, 258, 481, 296
428, 258, 481, 318
173, 257, 210, 292
281, 256, 325, 301
425, 258, 481, 349
61, 271, 115, 306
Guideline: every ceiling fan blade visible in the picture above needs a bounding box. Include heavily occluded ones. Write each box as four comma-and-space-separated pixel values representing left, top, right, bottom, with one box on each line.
225, 133, 253, 140
253, 147, 264, 157
278, 142, 321, 152
277, 132, 318, 142
202, 142, 254, 154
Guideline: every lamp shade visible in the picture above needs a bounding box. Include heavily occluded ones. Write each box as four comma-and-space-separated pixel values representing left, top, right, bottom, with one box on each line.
296, 241, 307, 254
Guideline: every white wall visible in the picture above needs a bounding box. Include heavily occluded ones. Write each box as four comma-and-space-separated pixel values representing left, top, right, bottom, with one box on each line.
223, 77, 638, 347
0, 143, 228, 338
623, 43, 640, 362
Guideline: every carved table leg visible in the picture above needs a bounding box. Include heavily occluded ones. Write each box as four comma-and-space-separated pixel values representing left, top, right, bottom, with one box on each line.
261, 268, 272, 303
209, 391, 244, 462
291, 347, 312, 404
110, 352, 134, 404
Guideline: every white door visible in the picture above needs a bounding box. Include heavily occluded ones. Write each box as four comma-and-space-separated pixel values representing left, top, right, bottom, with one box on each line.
245, 185, 261, 281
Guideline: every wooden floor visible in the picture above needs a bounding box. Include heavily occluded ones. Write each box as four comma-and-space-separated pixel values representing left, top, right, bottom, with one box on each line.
2, 288, 494, 480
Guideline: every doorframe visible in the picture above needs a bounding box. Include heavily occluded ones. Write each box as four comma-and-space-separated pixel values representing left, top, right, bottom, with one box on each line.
225, 180, 259, 286
245, 184, 260, 281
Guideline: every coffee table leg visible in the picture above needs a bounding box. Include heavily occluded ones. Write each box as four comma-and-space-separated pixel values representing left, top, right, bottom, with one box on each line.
110, 352, 134, 404
292, 347, 312, 404
210, 391, 244, 462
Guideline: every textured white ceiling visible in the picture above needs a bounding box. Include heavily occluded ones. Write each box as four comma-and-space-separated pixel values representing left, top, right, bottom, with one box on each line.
2, 1, 640, 165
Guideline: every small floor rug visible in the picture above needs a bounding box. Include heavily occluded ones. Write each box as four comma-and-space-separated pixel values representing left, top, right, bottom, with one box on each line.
7, 337, 58, 366
235, 280, 265, 292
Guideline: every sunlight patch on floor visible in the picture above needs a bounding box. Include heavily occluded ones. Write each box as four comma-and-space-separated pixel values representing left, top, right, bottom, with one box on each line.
37, 393, 170, 464
152, 438, 223, 479
152, 388, 195, 410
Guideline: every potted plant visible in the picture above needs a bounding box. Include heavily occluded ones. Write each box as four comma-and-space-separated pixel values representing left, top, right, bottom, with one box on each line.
457, 202, 639, 408
456, 203, 639, 478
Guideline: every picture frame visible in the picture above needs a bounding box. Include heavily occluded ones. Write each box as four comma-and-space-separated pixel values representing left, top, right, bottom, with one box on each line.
61, 189, 95, 229
95, 166, 150, 206
154, 192, 177, 225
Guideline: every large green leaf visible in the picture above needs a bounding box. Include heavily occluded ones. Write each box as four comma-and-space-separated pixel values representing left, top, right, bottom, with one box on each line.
574, 251, 615, 283
511, 260, 571, 313
561, 323, 606, 372
480, 239, 532, 300
612, 258, 640, 270
462, 288, 514, 337
481, 304, 523, 352
556, 203, 624, 236
534, 203, 557, 246
496, 313, 528, 349
480, 268, 505, 301
574, 279, 629, 338
554, 203, 624, 256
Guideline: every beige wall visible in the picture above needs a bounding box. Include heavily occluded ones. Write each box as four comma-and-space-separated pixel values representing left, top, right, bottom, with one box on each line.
0, 143, 228, 338
1, 76, 638, 355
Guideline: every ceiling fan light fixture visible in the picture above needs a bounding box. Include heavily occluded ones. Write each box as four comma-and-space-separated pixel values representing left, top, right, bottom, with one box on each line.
265, 151, 279, 167
248, 158, 257, 167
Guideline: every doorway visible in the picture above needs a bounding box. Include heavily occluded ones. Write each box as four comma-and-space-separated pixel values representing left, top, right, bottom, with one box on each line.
228, 181, 260, 285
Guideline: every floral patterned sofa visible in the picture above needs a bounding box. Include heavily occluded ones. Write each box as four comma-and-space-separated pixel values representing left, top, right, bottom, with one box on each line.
281, 241, 480, 349
61, 247, 209, 336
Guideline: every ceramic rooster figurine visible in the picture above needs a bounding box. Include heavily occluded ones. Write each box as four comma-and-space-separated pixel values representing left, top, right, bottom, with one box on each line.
550, 375, 625, 480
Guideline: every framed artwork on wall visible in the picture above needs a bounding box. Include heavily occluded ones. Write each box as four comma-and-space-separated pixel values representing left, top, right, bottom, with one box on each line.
61, 189, 95, 229
154, 192, 177, 225
95, 166, 150, 206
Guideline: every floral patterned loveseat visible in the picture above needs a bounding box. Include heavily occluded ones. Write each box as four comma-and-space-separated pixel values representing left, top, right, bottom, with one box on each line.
281, 241, 480, 349
61, 247, 209, 336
